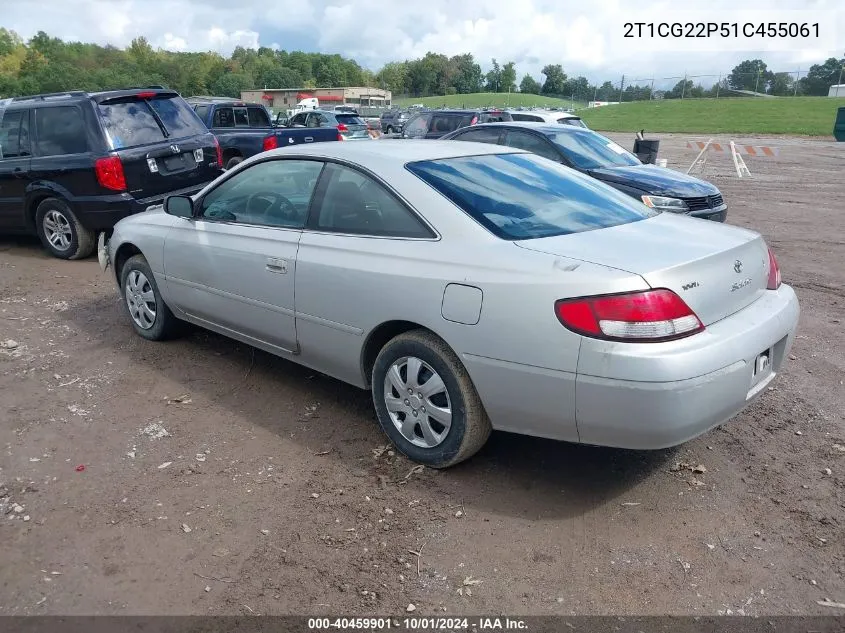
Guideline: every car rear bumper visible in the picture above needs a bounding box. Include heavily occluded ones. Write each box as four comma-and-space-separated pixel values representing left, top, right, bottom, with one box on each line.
574, 284, 800, 448
72, 182, 212, 231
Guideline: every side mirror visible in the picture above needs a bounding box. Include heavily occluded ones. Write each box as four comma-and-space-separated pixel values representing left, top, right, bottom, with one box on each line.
164, 195, 194, 218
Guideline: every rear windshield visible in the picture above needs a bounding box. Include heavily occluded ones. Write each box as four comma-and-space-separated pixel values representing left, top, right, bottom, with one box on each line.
335, 114, 365, 125
557, 117, 586, 128
406, 153, 655, 240
478, 111, 513, 123
98, 95, 207, 149
550, 130, 640, 169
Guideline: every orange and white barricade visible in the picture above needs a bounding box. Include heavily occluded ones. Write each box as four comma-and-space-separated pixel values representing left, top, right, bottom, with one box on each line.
685, 139, 779, 178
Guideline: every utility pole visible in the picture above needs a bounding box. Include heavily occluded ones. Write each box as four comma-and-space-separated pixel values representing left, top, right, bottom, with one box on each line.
650, 77, 654, 100
839, 64, 844, 91
754, 62, 761, 94
681, 73, 687, 99
619, 74, 625, 102
593, 84, 598, 103
794, 68, 800, 96
716, 73, 721, 99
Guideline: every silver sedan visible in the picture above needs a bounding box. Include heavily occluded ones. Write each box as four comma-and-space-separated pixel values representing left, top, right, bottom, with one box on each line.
101, 141, 800, 468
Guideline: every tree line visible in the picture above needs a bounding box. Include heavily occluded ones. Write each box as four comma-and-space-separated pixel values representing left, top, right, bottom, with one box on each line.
1, 29, 842, 102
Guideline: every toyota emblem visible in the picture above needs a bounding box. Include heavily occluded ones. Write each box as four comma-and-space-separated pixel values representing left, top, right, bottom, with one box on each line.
734, 260, 743, 273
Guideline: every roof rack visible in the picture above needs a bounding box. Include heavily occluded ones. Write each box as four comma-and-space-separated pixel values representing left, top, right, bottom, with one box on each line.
12, 90, 87, 103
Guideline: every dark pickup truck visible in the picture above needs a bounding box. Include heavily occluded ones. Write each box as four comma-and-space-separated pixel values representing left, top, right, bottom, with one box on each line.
188, 98, 338, 169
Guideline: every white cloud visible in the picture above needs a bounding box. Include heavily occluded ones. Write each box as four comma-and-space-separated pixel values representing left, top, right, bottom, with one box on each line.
3, 0, 843, 86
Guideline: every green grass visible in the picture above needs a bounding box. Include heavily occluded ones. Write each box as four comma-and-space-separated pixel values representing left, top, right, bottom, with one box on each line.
577, 97, 845, 137
394, 92, 583, 110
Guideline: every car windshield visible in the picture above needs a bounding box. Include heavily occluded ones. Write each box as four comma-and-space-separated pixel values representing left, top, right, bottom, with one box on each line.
406, 153, 656, 240
98, 95, 207, 149
550, 130, 640, 169
335, 114, 365, 125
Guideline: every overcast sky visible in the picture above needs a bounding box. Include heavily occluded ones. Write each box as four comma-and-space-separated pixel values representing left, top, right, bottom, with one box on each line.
4, 0, 843, 88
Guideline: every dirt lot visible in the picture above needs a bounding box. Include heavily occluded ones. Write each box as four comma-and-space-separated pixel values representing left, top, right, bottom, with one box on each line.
0, 134, 843, 617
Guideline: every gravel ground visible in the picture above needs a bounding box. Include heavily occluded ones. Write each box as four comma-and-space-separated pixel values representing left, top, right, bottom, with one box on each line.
0, 133, 843, 616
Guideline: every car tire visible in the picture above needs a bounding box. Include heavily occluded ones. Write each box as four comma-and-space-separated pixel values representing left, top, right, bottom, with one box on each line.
226, 156, 243, 170
385, 126, 394, 135
120, 254, 180, 341
372, 329, 491, 468
35, 198, 95, 260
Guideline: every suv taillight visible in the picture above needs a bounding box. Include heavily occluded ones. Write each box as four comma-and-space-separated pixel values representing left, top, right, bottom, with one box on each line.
555, 289, 704, 342
95, 156, 126, 192
262, 135, 278, 152
213, 137, 223, 168
337, 123, 348, 132
767, 247, 782, 290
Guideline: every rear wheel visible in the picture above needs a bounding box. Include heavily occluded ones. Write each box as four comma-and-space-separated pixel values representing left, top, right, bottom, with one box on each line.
120, 254, 180, 341
372, 330, 491, 468
226, 156, 243, 170
35, 198, 95, 260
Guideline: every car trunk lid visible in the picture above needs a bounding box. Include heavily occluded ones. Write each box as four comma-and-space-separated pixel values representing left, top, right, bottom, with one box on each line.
335, 114, 370, 139
96, 92, 219, 198
516, 213, 769, 326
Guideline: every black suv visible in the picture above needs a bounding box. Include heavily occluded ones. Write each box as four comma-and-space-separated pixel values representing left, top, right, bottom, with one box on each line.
379, 109, 414, 134
0, 89, 222, 259
401, 109, 512, 139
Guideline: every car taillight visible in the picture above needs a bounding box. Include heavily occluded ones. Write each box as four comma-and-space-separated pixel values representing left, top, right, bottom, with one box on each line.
213, 137, 223, 168
94, 156, 126, 192
262, 135, 278, 151
136, 91, 156, 99
555, 289, 704, 342
470, 116, 478, 125
767, 247, 782, 290
337, 132, 346, 141
337, 123, 348, 132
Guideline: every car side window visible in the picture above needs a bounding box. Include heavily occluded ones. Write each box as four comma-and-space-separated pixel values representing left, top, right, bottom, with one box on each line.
34, 106, 88, 156
248, 107, 270, 127
403, 114, 430, 138
504, 130, 561, 162
212, 107, 234, 128
193, 105, 209, 124
290, 113, 307, 126
306, 113, 322, 128
199, 159, 323, 229
430, 115, 463, 135
0, 110, 29, 159
452, 128, 502, 144
310, 163, 434, 238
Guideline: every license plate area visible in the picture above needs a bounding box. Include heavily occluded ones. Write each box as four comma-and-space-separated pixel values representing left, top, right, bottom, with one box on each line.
148, 152, 197, 175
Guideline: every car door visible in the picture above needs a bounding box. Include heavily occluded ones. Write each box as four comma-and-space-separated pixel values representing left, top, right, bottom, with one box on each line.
163, 158, 324, 354
295, 162, 437, 385
0, 108, 31, 230
502, 129, 564, 163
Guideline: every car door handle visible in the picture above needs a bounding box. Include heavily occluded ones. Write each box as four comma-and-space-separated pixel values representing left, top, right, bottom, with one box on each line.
266, 257, 288, 274
304, 136, 314, 142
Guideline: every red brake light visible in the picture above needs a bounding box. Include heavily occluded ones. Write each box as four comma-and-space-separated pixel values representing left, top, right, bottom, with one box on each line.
94, 156, 126, 192
213, 137, 223, 168
262, 135, 278, 152
767, 247, 782, 290
470, 116, 479, 125
555, 289, 704, 342
136, 91, 156, 99
336, 123, 348, 132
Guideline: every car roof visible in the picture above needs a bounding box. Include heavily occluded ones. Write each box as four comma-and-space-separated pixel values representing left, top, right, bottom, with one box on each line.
263, 139, 525, 164
464, 121, 591, 135
506, 110, 580, 121
6, 88, 179, 106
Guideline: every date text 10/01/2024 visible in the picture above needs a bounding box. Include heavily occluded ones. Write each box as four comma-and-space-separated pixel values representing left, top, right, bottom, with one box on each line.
307, 617, 528, 630
623, 22, 820, 38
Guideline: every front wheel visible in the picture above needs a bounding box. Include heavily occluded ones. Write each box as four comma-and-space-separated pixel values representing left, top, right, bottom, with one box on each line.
372, 330, 491, 468
120, 254, 180, 341
385, 126, 394, 135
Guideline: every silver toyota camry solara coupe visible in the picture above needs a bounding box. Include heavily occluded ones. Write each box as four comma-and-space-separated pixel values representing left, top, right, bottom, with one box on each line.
102, 141, 800, 468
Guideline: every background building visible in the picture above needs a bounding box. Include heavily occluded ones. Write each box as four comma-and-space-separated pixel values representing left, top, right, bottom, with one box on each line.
240, 87, 392, 110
